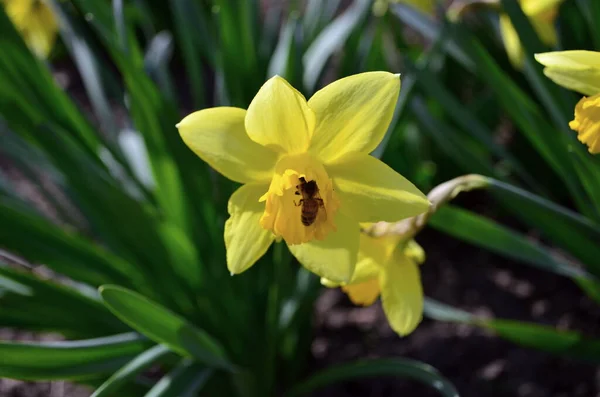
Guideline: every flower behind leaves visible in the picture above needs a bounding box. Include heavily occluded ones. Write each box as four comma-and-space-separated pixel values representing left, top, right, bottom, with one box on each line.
499, 0, 564, 69
3, 0, 58, 58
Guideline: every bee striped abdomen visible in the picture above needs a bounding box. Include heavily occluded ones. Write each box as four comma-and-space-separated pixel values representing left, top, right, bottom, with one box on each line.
301, 199, 319, 226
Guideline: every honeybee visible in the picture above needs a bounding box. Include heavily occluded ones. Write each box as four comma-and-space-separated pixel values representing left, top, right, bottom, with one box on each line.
294, 176, 326, 226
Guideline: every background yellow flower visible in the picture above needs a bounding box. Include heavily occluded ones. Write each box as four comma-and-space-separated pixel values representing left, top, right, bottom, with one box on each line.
500, 0, 564, 68
3, 0, 58, 58
536, 50, 600, 153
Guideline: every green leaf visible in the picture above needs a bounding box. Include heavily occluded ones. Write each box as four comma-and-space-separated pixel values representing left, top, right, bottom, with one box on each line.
429, 205, 592, 280
575, 277, 600, 306
410, 97, 498, 177
49, 0, 119, 140
302, 0, 371, 92
285, 358, 459, 397
267, 15, 299, 82
486, 178, 600, 276
0, 200, 142, 288
423, 298, 475, 323
0, 272, 31, 296
577, 0, 600, 49
170, 0, 212, 107
389, 4, 475, 72
145, 360, 212, 397
99, 285, 232, 369
481, 319, 600, 363
499, 0, 574, 128
424, 298, 600, 363
569, 149, 600, 220
144, 32, 177, 102
0, 263, 126, 335
0, 333, 147, 380
91, 344, 172, 397
404, 57, 539, 189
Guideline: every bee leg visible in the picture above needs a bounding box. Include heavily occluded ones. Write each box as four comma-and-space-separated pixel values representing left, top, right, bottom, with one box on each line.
317, 198, 325, 207
294, 199, 304, 207
294, 191, 300, 195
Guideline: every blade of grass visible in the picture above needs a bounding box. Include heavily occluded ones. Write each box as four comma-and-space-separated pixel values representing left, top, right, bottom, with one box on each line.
302, 0, 371, 93
285, 358, 459, 397
0, 263, 127, 334
91, 344, 172, 397
144, 31, 177, 103
169, 0, 211, 107
100, 285, 232, 369
410, 97, 498, 176
0, 333, 147, 380
424, 298, 600, 363
145, 360, 212, 397
486, 178, 600, 275
389, 4, 475, 72
428, 205, 592, 280
0, 199, 142, 288
405, 57, 541, 191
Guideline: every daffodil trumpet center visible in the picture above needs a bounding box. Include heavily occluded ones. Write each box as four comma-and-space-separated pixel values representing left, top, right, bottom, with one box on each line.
259, 153, 340, 245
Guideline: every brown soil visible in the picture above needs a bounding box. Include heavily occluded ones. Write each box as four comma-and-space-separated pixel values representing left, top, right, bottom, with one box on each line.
310, 227, 600, 397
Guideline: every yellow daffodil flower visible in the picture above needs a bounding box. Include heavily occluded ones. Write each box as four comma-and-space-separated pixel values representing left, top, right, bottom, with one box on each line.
322, 233, 425, 336
3, 0, 58, 58
536, 50, 600, 154
177, 72, 430, 282
499, 0, 564, 69
372, 0, 435, 17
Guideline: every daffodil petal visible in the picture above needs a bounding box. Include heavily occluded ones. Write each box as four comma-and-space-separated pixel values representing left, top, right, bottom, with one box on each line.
349, 234, 392, 284
6, 0, 58, 58
380, 253, 423, 336
327, 153, 430, 223
521, 0, 563, 16
531, 13, 558, 47
500, 14, 524, 69
535, 51, 600, 96
342, 278, 381, 306
404, 240, 426, 265
225, 183, 274, 274
308, 72, 400, 162
5, 0, 34, 27
288, 211, 359, 283
177, 107, 278, 183
27, 2, 57, 58
245, 76, 315, 154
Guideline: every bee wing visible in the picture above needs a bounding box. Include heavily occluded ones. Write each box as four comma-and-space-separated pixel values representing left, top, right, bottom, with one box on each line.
315, 192, 327, 223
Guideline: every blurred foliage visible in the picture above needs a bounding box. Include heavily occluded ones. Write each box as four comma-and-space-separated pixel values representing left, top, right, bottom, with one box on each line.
0, 0, 599, 395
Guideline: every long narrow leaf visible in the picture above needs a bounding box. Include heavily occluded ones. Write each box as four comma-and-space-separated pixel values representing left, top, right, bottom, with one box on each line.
91, 344, 172, 397
145, 360, 212, 397
99, 285, 231, 369
429, 205, 592, 280
285, 358, 459, 397
0, 333, 147, 380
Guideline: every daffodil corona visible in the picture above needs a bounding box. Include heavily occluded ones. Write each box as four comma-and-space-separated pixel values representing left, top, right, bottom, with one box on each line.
3, 0, 58, 58
322, 233, 425, 336
177, 72, 430, 282
536, 50, 600, 154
